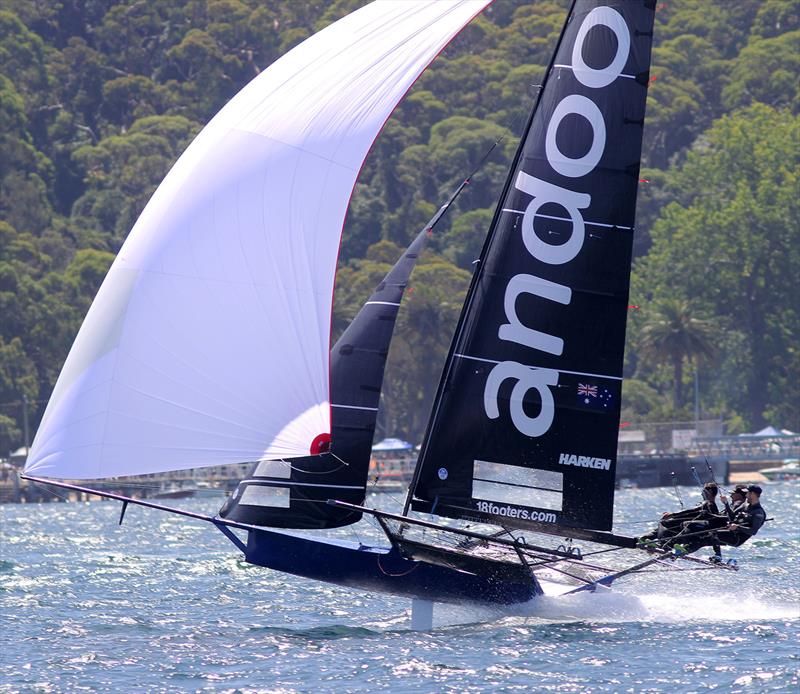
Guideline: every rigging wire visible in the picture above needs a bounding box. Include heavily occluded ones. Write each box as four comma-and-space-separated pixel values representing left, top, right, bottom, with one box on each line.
578, 545, 627, 558
345, 523, 364, 548
704, 457, 728, 496
613, 519, 658, 525
284, 457, 348, 476
34, 480, 71, 502
369, 485, 408, 510
222, 455, 350, 477
671, 471, 685, 508
51, 480, 164, 490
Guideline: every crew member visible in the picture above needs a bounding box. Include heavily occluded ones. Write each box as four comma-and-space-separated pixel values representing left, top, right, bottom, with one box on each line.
675, 485, 767, 555
689, 484, 748, 560
720, 484, 747, 521
637, 482, 719, 544
715, 485, 767, 548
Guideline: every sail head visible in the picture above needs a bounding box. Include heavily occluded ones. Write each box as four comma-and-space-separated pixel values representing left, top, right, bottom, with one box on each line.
410, 0, 656, 532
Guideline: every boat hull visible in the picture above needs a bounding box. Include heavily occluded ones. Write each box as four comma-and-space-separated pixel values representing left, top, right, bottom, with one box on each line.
244, 528, 541, 605
759, 462, 799, 481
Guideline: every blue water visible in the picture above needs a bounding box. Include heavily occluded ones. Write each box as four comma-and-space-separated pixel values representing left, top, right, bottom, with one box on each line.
2, 483, 798, 693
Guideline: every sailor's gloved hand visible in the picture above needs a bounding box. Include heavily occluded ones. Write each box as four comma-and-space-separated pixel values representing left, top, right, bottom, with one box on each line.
728, 523, 739, 530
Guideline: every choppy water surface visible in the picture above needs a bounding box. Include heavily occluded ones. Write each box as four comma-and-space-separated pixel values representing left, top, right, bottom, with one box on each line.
2, 483, 798, 693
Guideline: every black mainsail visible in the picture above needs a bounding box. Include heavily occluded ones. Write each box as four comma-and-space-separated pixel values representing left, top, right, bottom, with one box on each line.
409, 0, 655, 532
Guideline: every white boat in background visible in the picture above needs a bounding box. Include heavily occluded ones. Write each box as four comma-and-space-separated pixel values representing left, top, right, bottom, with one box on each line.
759, 459, 800, 482
152, 480, 225, 500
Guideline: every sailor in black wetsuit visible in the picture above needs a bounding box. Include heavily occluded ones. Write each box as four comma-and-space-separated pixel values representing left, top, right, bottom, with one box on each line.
637, 482, 719, 543
714, 485, 767, 548
678, 484, 767, 556
694, 484, 749, 559
720, 485, 747, 522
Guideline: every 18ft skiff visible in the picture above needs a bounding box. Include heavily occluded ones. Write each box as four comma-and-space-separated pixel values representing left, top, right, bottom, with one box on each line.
23, 1, 737, 624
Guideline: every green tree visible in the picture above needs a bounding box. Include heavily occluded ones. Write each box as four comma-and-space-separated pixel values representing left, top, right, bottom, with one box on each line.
100, 75, 167, 129
71, 114, 199, 243
438, 207, 493, 269
0, 336, 38, 453
637, 298, 717, 411
62, 248, 115, 308
631, 104, 799, 428
384, 260, 470, 440
751, 0, 800, 39
164, 28, 245, 120
0, 9, 49, 108
0, 75, 54, 235
723, 31, 800, 113
93, 3, 171, 77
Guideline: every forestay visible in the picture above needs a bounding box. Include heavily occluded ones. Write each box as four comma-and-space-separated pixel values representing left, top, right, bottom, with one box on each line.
25, 0, 491, 480
411, 0, 655, 531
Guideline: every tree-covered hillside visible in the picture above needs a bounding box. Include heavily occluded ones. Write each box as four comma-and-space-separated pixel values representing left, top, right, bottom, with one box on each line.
0, 0, 798, 453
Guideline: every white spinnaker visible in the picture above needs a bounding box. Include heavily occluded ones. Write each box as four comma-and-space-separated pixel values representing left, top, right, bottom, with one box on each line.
26, 0, 491, 480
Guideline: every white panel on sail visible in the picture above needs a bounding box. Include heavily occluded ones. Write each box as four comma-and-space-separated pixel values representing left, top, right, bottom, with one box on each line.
472, 460, 564, 511
26, 0, 491, 480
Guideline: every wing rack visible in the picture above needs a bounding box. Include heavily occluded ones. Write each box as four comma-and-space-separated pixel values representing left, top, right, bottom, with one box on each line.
329, 500, 739, 591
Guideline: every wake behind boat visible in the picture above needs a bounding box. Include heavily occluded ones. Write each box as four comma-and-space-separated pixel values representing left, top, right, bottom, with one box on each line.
21, 0, 740, 627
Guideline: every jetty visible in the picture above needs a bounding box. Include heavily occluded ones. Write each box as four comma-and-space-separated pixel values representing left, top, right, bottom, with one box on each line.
4, 423, 797, 502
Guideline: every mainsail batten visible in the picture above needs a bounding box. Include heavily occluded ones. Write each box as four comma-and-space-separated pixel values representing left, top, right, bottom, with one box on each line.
24, 0, 492, 481
410, 0, 656, 532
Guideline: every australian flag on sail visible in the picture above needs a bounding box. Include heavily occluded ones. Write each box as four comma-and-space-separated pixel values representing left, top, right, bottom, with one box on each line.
577, 382, 614, 411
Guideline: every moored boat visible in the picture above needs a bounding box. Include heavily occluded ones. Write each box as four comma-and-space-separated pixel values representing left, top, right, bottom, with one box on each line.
759, 459, 800, 482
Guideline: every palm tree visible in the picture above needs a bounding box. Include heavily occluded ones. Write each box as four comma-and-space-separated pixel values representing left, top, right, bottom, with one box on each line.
638, 298, 717, 410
